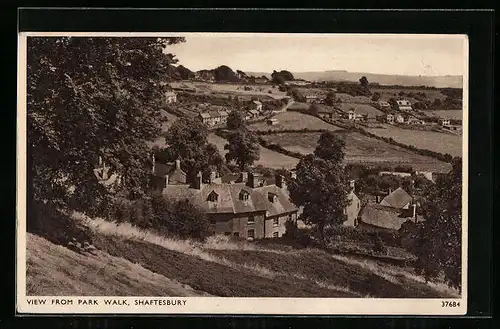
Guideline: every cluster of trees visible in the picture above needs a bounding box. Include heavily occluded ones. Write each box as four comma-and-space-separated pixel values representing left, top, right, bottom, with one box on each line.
271, 70, 294, 85
409, 157, 463, 288
335, 76, 372, 97
27, 37, 186, 237
224, 110, 260, 170
107, 195, 209, 240
286, 88, 306, 102
288, 131, 351, 245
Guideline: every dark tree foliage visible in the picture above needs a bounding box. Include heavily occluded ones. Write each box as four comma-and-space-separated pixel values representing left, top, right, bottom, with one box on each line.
27, 37, 185, 225
271, 70, 294, 84
413, 157, 462, 288
314, 131, 346, 163
324, 91, 337, 106
149, 195, 210, 241
359, 76, 369, 87
371, 92, 381, 102
309, 101, 320, 116
224, 130, 260, 171
226, 110, 246, 130
163, 116, 224, 179
286, 88, 306, 102
288, 155, 351, 245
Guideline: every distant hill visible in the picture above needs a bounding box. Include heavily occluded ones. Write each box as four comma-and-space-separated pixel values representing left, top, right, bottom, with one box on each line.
247, 70, 463, 88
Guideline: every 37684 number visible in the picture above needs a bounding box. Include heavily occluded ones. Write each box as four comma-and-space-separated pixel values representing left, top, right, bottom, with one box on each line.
441, 301, 460, 307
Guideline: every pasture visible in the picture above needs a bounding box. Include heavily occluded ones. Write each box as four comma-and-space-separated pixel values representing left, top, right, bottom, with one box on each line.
170, 81, 288, 100
249, 111, 343, 132
335, 93, 372, 104
428, 110, 464, 120
338, 103, 384, 117
370, 87, 447, 102
261, 131, 452, 172
208, 133, 299, 170
365, 126, 462, 157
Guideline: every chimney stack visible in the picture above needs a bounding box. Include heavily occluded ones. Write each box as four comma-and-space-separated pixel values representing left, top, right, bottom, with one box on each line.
275, 174, 285, 189
175, 159, 181, 170
413, 203, 417, 222
247, 172, 260, 188
209, 171, 217, 184
349, 179, 355, 191
161, 175, 169, 194
193, 171, 203, 190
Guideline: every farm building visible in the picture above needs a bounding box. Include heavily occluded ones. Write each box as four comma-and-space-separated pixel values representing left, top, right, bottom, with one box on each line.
347, 109, 356, 121
396, 99, 412, 111
395, 114, 405, 123
250, 100, 263, 112
439, 118, 451, 126
317, 107, 337, 120
406, 116, 423, 125
165, 91, 177, 103
357, 203, 421, 232
198, 109, 229, 127
267, 118, 279, 126
246, 109, 260, 119
378, 100, 391, 109
155, 168, 299, 240
386, 113, 395, 124
379, 187, 413, 210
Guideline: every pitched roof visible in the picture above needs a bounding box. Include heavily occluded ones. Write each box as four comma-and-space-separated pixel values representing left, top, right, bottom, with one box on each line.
165, 91, 176, 96
199, 112, 211, 119
360, 204, 416, 230
162, 181, 297, 216
252, 100, 262, 105
379, 187, 412, 209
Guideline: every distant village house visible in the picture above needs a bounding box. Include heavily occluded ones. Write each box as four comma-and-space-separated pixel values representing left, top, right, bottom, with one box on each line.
165, 91, 177, 104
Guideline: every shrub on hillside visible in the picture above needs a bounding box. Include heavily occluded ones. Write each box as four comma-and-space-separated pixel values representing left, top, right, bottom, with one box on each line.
324, 225, 400, 247
283, 220, 313, 248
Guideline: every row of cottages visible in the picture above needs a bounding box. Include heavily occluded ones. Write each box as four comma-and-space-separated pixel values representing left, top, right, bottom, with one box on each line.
396, 99, 413, 111
152, 160, 362, 239
382, 113, 425, 125
151, 160, 298, 239
345, 109, 377, 122
198, 108, 229, 127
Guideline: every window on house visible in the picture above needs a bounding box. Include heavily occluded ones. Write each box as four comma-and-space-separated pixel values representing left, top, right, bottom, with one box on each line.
224, 232, 231, 236
233, 232, 239, 237
273, 218, 279, 227
207, 191, 218, 202
272, 232, 279, 238
239, 190, 249, 201
247, 229, 255, 240
247, 216, 255, 224
268, 193, 277, 203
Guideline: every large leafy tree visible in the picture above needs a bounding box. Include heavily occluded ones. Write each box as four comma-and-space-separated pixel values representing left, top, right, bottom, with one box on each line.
224, 130, 260, 171
27, 37, 185, 221
226, 110, 246, 130
413, 157, 462, 288
162, 116, 224, 179
314, 131, 346, 163
288, 131, 350, 244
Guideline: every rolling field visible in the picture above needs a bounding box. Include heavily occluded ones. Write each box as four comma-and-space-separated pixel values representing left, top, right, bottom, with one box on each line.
365, 126, 462, 157
170, 81, 288, 99
208, 133, 299, 169
27, 216, 458, 298
249, 111, 343, 132
428, 110, 464, 120
338, 103, 384, 116
261, 131, 452, 172
370, 87, 448, 101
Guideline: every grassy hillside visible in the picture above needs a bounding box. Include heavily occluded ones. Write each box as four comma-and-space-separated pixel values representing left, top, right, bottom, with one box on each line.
25, 215, 459, 298
26, 233, 210, 296
249, 111, 343, 132
261, 131, 452, 172
208, 133, 299, 169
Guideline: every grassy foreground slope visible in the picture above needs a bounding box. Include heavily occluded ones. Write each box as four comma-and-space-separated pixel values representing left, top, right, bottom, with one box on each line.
26, 233, 211, 296
26, 215, 459, 298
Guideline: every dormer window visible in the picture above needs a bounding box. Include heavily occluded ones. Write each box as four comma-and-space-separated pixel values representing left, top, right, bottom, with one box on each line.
268, 192, 277, 203
239, 190, 250, 201
207, 190, 218, 202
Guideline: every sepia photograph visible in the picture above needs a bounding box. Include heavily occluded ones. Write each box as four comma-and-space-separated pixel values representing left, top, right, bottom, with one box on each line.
17, 32, 468, 315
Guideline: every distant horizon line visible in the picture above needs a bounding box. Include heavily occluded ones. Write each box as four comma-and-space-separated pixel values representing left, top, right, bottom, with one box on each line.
175, 64, 463, 78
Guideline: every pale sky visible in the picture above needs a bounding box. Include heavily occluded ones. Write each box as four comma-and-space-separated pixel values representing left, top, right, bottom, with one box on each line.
167, 34, 466, 76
